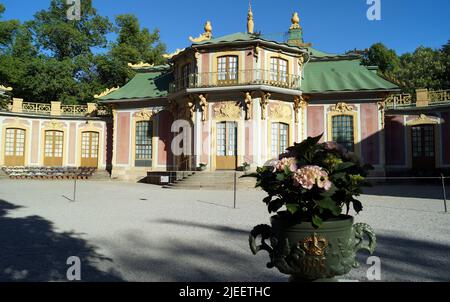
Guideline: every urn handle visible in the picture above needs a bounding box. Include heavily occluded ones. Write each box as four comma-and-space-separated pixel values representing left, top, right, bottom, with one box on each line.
249, 224, 273, 257
353, 223, 377, 254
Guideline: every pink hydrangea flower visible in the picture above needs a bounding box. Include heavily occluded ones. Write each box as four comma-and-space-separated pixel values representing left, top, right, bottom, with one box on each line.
293, 165, 333, 191
275, 157, 298, 173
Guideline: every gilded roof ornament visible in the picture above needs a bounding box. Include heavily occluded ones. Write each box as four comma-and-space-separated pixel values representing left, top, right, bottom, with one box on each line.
94, 86, 120, 99
290, 12, 301, 30
0, 85, 13, 92
127, 62, 155, 69
247, 4, 254, 34
163, 48, 186, 60
189, 21, 213, 43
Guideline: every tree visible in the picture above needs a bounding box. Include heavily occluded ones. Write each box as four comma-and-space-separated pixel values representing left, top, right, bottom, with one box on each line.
29, 0, 112, 60
0, 4, 19, 49
397, 46, 445, 92
362, 43, 400, 74
95, 14, 167, 88
441, 40, 450, 89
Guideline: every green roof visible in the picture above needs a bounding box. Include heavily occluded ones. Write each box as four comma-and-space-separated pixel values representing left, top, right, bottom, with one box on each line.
302, 60, 399, 93
100, 68, 172, 101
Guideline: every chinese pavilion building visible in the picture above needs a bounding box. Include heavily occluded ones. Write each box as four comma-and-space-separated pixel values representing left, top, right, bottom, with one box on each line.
1, 9, 449, 181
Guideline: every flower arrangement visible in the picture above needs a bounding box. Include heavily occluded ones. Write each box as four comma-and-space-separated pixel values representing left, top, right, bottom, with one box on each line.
250, 134, 373, 228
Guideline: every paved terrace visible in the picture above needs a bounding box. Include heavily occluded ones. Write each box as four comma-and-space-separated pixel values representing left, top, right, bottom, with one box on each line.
0, 180, 449, 282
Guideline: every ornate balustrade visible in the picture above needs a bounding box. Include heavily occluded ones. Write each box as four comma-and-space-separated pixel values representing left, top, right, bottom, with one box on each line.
385, 93, 413, 109
429, 89, 450, 105
1, 98, 111, 117
169, 69, 301, 93
22, 102, 52, 115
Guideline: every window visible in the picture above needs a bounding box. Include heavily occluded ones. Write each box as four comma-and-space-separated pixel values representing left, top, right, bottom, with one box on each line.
182, 63, 191, 88
5, 128, 25, 157
45, 131, 63, 158
412, 125, 435, 158
271, 123, 289, 156
216, 122, 237, 156
332, 115, 355, 152
270, 57, 288, 83
217, 56, 238, 83
135, 121, 153, 167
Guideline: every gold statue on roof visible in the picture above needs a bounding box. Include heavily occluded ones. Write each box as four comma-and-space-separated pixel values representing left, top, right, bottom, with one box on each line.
94, 86, 120, 99
163, 48, 186, 60
247, 4, 254, 34
127, 62, 155, 69
189, 21, 213, 43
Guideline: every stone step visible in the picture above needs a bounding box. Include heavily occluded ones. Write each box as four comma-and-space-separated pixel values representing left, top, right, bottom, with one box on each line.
90, 170, 112, 181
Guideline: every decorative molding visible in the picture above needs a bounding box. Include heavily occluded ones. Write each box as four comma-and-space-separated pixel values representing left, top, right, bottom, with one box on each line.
163, 48, 186, 60
45, 120, 65, 130
329, 102, 355, 113
244, 92, 253, 120
269, 104, 292, 120
135, 109, 154, 120
214, 102, 241, 120
127, 62, 154, 69
406, 114, 440, 126
254, 46, 260, 62
94, 86, 119, 99
293, 96, 301, 124
189, 21, 213, 43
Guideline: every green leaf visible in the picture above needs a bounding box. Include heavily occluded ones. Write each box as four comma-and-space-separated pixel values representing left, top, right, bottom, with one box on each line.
286, 204, 299, 215
276, 173, 286, 181
312, 215, 323, 228
352, 199, 364, 213
336, 162, 356, 172
316, 197, 342, 216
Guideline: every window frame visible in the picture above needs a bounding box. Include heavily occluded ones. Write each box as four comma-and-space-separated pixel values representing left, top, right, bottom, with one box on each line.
270, 57, 289, 84
135, 120, 153, 167
331, 114, 355, 152
271, 122, 289, 156
217, 55, 239, 84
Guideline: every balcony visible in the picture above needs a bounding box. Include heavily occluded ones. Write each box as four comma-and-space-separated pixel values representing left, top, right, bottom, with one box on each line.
385, 89, 450, 110
169, 69, 301, 94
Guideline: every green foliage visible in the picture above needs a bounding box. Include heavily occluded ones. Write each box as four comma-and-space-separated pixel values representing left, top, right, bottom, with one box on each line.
251, 135, 373, 228
363, 42, 449, 92
0, 1, 166, 104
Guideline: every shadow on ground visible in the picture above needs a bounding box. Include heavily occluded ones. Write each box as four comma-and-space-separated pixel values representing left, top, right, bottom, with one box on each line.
0, 199, 123, 282
363, 183, 449, 200
103, 218, 284, 282
355, 233, 450, 281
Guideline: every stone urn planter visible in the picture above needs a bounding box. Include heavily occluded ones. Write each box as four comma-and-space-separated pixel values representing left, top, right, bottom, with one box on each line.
245, 134, 377, 282
250, 214, 376, 282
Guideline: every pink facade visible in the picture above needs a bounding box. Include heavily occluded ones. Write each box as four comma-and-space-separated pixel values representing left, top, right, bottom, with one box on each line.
360, 104, 380, 165
68, 122, 76, 165
31, 120, 40, 164
442, 112, 450, 165
158, 111, 174, 166
245, 120, 253, 163
385, 115, 405, 166
307, 106, 324, 140
116, 112, 130, 165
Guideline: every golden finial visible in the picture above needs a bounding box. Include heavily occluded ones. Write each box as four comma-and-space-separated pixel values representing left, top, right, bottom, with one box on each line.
247, 2, 254, 34
163, 48, 186, 60
189, 21, 213, 43
290, 12, 301, 30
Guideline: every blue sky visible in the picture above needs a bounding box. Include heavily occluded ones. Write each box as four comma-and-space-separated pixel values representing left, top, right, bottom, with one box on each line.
1, 0, 449, 55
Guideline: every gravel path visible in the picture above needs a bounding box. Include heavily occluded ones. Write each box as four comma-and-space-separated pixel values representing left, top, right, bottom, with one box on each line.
0, 180, 449, 282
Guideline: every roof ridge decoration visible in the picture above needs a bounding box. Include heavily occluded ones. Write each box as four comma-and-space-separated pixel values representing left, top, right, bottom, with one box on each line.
128, 62, 155, 69
94, 86, 120, 99
0, 85, 13, 92
189, 21, 213, 43
163, 48, 186, 60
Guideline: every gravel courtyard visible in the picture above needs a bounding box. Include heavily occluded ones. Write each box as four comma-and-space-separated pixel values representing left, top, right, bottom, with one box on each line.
0, 180, 449, 282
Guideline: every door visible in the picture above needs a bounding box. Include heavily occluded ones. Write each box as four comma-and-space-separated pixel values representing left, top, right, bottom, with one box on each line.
81, 131, 99, 167
412, 125, 436, 170
217, 56, 238, 85
216, 121, 237, 170
44, 130, 64, 167
4, 128, 26, 166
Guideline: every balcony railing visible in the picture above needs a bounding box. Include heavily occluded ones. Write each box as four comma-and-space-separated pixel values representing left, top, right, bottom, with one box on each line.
22, 102, 52, 115
169, 69, 301, 93
61, 104, 88, 116
385, 93, 413, 110
386, 89, 450, 110
429, 89, 450, 105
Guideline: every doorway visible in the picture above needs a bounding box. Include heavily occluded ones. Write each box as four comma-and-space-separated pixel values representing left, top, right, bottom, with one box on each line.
216, 121, 237, 170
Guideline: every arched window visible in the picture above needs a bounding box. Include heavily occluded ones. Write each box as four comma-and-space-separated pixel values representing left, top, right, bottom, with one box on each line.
271, 123, 289, 156
331, 115, 355, 152
135, 121, 153, 167
217, 56, 238, 83
81, 131, 99, 168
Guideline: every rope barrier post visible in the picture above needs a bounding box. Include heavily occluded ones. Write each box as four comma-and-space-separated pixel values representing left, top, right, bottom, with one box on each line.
73, 175, 77, 202
233, 171, 237, 209
441, 174, 448, 213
